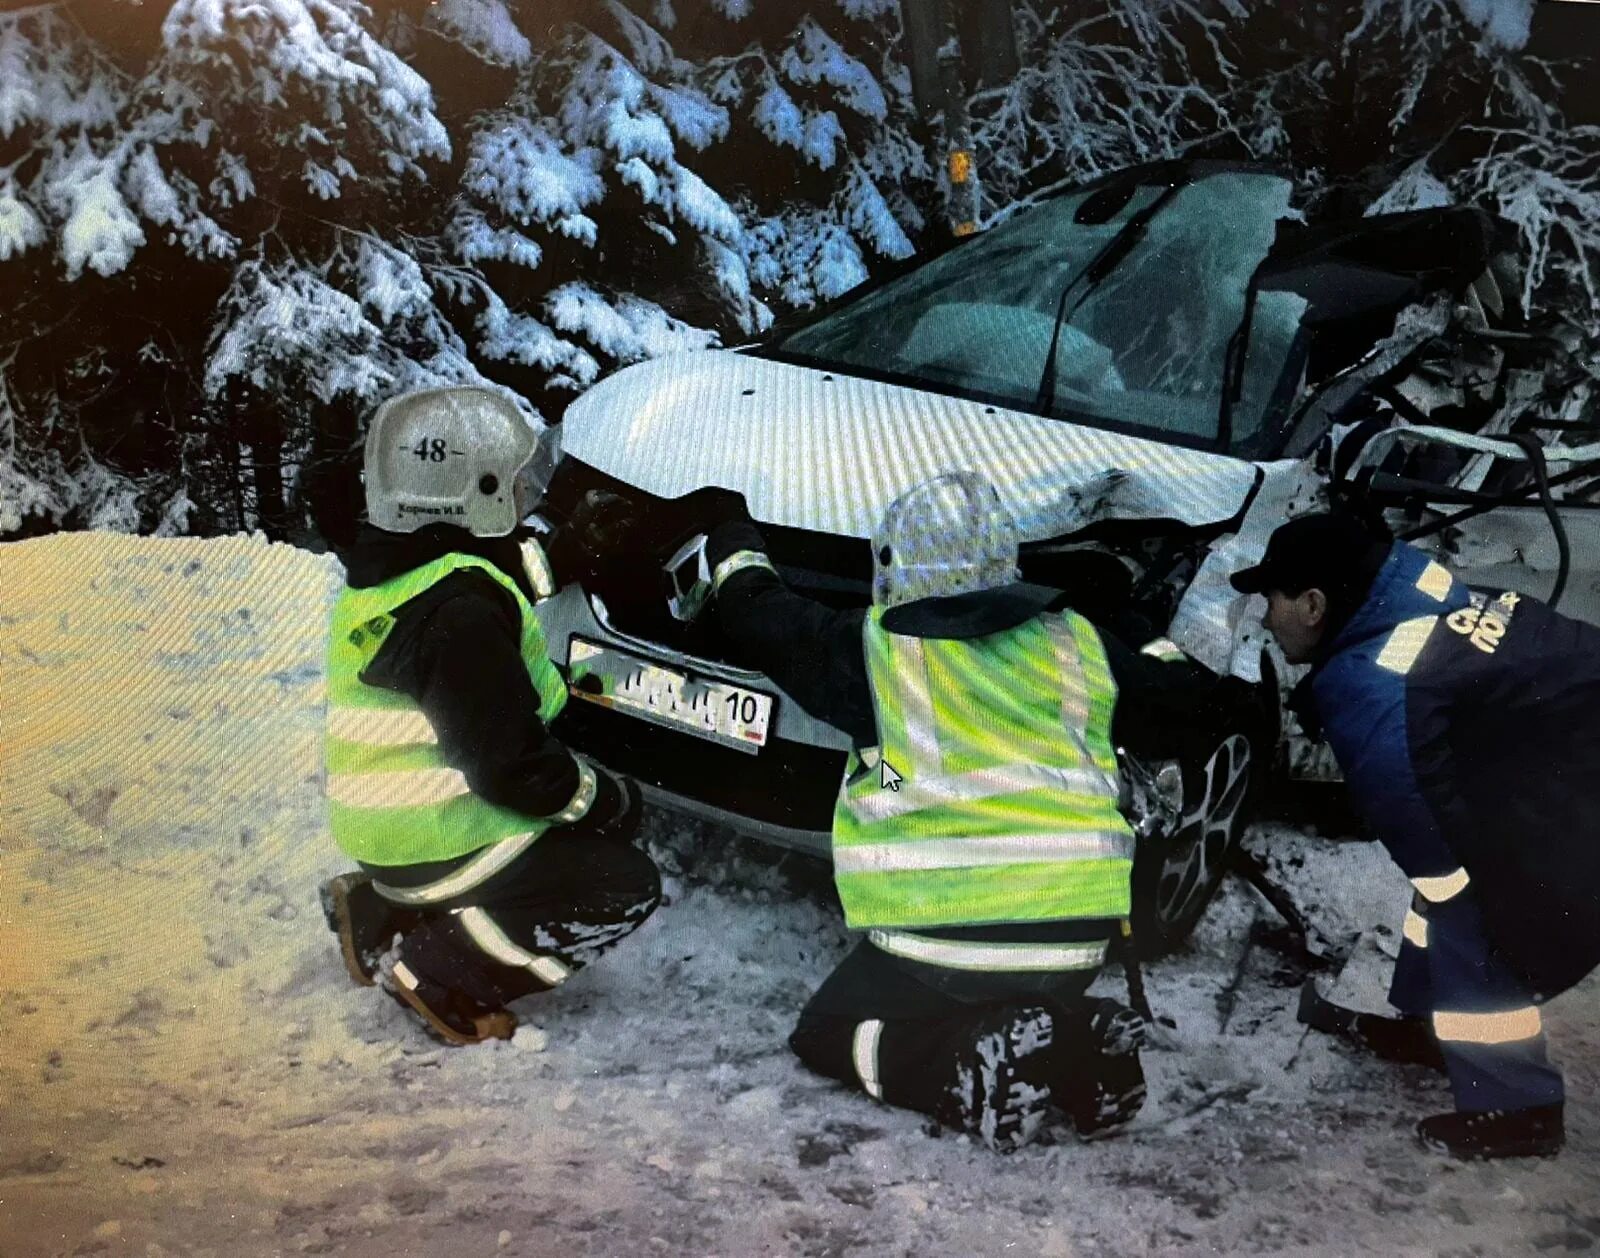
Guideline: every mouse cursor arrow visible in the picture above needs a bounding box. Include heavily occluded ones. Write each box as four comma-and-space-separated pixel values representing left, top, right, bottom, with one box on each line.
880, 759, 903, 792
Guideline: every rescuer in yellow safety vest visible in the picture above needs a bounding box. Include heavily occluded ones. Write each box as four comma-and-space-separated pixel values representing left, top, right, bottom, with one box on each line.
707, 471, 1160, 1152
320, 387, 660, 1046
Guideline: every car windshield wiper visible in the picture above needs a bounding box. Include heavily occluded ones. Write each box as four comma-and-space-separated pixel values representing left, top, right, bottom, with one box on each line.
1217, 268, 1263, 454
1033, 177, 1191, 414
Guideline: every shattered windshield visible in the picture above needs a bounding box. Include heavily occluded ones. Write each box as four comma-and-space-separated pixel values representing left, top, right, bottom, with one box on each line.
771, 171, 1307, 455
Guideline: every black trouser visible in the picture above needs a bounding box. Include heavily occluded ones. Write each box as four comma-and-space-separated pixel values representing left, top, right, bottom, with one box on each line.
360, 831, 661, 1007
790, 934, 1106, 1121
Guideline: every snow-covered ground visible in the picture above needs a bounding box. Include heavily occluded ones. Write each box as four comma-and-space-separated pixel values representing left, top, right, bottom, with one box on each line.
2, 531, 1597, 1258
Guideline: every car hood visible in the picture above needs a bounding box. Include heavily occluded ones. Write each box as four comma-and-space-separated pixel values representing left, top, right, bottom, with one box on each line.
560, 350, 1260, 539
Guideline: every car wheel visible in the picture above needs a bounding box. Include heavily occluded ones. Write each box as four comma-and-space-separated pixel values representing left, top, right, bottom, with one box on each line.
1130, 732, 1255, 958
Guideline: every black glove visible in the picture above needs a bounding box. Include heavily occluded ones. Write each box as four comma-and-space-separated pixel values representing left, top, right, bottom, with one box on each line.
706, 519, 769, 572
554, 761, 644, 844
545, 490, 641, 588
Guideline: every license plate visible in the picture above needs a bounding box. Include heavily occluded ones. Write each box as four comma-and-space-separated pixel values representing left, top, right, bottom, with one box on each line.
566, 638, 774, 754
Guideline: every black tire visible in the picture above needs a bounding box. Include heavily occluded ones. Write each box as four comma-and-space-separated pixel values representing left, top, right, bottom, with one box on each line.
1130, 732, 1256, 958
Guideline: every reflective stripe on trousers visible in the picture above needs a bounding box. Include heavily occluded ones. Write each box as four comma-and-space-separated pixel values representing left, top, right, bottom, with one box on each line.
1433, 1006, 1543, 1046
1406, 895, 1545, 1045
456, 906, 572, 988
852, 1020, 886, 1100
1386, 885, 1563, 1112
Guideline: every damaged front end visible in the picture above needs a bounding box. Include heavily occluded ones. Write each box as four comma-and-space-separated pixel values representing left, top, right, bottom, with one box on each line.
536, 161, 1593, 950
1167, 208, 1600, 777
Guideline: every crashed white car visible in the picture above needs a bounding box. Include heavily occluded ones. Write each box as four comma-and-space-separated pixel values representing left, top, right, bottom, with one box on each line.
532, 159, 1595, 952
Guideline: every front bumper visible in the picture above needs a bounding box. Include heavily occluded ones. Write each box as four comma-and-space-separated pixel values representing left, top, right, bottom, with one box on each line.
534, 585, 848, 854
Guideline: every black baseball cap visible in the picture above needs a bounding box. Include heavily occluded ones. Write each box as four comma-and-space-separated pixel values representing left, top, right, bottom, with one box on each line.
1230, 510, 1391, 597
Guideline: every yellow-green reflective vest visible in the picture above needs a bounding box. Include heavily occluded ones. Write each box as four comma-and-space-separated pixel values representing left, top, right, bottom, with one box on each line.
325, 552, 570, 867
831, 607, 1134, 931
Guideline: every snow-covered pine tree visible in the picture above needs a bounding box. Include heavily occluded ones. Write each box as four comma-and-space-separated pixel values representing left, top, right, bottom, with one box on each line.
439, 0, 928, 419
2, 0, 931, 536
0, 0, 495, 535
698, 0, 929, 311
0, 1, 164, 533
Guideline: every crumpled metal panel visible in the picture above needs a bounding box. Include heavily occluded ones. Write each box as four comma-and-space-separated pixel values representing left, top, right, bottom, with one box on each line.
561, 350, 1260, 540
1168, 458, 1327, 681
1427, 507, 1600, 630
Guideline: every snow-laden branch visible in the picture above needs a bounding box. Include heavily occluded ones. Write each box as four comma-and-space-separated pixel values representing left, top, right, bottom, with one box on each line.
425, 0, 532, 68
1348, 0, 1530, 50
1454, 0, 1535, 49
1458, 125, 1600, 315
971, 2, 1237, 211
0, 0, 453, 280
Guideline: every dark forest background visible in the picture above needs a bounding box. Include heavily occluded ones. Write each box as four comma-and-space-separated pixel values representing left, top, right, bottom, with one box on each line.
0, 0, 1594, 545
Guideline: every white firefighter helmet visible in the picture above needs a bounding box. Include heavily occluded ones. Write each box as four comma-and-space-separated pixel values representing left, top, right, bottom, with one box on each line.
872, 471, 1058, 639
364, 387, 538, 537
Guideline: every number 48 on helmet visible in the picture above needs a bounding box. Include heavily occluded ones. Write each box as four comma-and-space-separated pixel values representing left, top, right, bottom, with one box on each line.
364, 387, 543, 538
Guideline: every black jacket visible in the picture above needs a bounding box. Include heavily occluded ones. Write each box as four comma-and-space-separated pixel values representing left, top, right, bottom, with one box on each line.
1312, 541, 1600, 999
338, 523, 584, 818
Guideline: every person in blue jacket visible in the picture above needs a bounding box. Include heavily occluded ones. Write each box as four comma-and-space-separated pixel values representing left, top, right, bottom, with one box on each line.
1232, 509, 1600, 1161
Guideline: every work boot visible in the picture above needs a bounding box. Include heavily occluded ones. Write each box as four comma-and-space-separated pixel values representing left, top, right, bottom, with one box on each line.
1417, 1103, 1564, 1161
1072, 1051, 1147, 1141
319, 872, 420, 987
935, 1006, 1057, 1154
1056, 1000, 1148, 1140
380, 951, 518, 1048
1352, 1012, 1447, 1074
1297, 980, 1446, 1074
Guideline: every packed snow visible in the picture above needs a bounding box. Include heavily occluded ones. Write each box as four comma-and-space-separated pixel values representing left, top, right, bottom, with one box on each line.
3, 531, 1598, 1256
